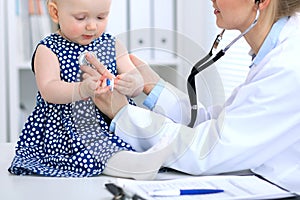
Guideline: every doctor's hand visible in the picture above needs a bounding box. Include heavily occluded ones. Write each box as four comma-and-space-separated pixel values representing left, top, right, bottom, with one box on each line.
80, 54, 113, 96
114, 69, 144, 98
94, 87, 129, 119
81, 65, 128, 119
129, 54, 161, 95
82, 52, 116, 91
81, 53, 128, 118
84, 52, 115, 80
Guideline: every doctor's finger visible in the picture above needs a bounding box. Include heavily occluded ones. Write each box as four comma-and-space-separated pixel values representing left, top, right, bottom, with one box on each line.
80, 65, 100, 79
114, 84, 132, 95
81, 73, 99, 84
129, 54, 148, 68
85, 53, 114, 79
115, 77, 131, 87
94, 86, 110, 96
81, 72, 93, 80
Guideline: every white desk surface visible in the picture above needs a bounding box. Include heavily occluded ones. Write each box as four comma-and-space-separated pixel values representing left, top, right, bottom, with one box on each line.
0, 143, 197, 200
0, 143, 120, 200
2, 143, 298, 200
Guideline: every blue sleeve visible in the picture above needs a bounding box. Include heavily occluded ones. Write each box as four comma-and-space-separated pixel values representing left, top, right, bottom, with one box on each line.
143, 80, 165, 110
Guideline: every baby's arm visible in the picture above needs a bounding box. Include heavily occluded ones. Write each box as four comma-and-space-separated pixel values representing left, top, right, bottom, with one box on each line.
34, 45, 98, 104
115, 39, 144, 97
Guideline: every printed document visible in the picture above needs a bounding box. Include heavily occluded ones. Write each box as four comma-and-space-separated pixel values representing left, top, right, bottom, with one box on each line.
117, 175, 293, 200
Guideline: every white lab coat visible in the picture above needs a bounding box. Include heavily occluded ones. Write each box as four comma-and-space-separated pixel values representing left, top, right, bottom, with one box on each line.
112, 15, 300, 193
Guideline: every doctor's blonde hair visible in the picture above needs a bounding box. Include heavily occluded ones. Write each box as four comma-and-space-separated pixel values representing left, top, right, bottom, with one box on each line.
275, 0, 300, 19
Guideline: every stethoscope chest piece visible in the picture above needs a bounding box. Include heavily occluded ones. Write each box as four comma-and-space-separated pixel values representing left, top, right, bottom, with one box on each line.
78, 51, 97, 67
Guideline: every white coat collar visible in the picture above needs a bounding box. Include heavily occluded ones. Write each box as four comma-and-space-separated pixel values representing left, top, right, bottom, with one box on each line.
250, 17, 289, 68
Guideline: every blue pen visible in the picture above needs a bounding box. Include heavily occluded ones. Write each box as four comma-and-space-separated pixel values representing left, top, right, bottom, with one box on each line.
148, 189, 224, 196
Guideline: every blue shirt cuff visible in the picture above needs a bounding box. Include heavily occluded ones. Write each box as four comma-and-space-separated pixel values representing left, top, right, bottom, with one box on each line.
143, 79, 165, 110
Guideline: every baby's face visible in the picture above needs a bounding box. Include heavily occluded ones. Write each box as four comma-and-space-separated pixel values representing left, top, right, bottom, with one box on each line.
55, 0, 112, 45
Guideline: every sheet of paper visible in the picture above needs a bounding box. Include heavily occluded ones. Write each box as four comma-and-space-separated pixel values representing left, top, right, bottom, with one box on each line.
117, 175, 293, 200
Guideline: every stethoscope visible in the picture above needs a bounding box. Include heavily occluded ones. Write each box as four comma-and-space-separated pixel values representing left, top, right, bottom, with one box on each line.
187, 3, 260, 127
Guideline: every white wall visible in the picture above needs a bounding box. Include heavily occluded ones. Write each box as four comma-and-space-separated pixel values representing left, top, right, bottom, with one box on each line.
176, 0, 225, 106
177, 0, 218, 51
7, 0, 20, 143
0, 0, 8, 142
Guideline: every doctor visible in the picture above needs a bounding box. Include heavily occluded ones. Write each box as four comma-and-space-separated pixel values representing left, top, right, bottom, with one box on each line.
83, 0, 300, 192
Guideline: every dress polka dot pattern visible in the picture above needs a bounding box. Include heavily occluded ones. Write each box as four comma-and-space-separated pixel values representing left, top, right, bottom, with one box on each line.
8, 33, 135, 177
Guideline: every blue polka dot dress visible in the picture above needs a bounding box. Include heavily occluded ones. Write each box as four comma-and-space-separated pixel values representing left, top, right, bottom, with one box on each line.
8, 33, 135, 177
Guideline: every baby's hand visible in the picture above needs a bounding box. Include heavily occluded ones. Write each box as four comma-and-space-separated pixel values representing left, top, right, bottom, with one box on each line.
114, 68, 144, 97
79, 77, 99, 99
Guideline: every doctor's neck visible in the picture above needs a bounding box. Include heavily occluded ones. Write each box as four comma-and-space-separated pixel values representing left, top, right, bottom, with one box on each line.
243, 4, 274, 55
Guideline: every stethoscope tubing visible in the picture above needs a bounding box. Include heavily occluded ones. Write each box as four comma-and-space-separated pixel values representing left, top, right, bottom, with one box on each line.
187, 9, 260, 127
